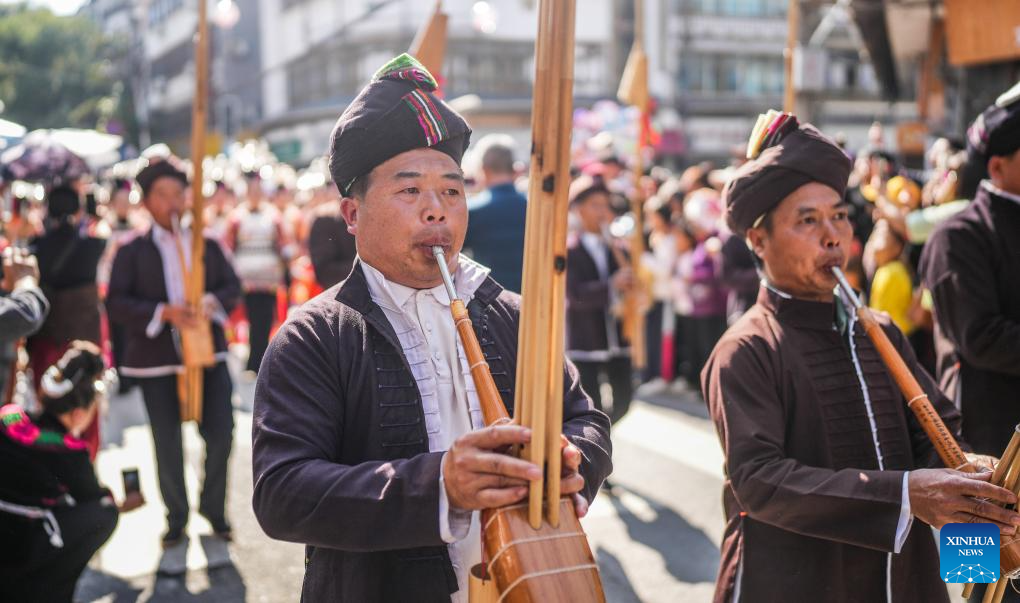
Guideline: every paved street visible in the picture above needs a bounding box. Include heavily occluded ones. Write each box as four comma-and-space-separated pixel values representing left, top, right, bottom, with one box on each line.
76, 352, 725, 603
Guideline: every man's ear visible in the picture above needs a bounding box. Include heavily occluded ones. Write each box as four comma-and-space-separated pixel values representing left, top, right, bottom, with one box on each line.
339, 197, 359, 236
746, 226, 767, 261
988, 155, 1004, 184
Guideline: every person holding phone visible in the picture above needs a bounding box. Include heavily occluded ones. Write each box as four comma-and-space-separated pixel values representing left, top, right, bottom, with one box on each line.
0, 341, 143, 603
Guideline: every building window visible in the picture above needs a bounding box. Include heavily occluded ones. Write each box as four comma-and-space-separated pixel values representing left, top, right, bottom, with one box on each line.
679, 0, 786, 17
680, 54, 783, 96
149, 0, 183, 26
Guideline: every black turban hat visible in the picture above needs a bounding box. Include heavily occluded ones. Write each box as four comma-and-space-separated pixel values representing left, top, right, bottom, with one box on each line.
328, 54, 472, 197
722, 112, 851, 234
967, 81, 1020, 163
136, 160, 188, 199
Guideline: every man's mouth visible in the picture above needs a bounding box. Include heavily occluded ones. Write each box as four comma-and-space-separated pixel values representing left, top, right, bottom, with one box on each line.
413, 234, 453, 257
817, 256, 845, 272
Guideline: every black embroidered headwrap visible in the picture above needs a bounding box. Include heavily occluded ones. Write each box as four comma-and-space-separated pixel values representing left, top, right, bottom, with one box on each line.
327, 54, 472, 197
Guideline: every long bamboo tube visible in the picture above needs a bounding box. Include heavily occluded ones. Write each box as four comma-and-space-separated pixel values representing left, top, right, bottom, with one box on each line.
432, 247, 508, 426
515, 0, 576, 530
622, 0, 647, 370
177, 0, 213, 423
832, 267, 972, 472
961, 426, 1020, 601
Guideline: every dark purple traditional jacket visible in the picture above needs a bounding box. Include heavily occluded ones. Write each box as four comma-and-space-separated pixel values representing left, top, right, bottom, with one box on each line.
920, 184, 1020, 455
106, 228, 241, 370
251, 261, 612, 602
702, 286, 964, 603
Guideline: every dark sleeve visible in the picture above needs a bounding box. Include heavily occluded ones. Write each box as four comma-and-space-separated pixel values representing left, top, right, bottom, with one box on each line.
561, 357, 613, 502
922, 226, 1020, 376
882, 318, 970, 466
205, 239, 242, 314
105, 244, 160, 333
0, 287, 49, 339
45, 448, 110, 504
703, 334, 905, 552
566, 251, 610, 311
251, 310, 446, 552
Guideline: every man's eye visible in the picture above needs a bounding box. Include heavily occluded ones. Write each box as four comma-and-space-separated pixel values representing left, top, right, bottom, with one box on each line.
445, 189, 461, 196
833, 211, 848, 221
402, 187, 419, 195
801, 216, 816, 225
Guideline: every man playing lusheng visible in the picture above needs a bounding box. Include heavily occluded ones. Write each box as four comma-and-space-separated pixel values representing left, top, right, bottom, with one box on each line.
251, 54, 612, 602
702, 114, 1020, 603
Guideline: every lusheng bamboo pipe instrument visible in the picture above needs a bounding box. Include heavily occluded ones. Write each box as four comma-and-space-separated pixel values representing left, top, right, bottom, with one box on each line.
832, 267, 1020, 598
615, 0, 649, 370
176, 0, 216, 423
832, 267, 972, 472
433, 247, 605, 602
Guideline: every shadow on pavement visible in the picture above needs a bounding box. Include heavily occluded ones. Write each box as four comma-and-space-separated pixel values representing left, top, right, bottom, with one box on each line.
76, 567, 143, 602
634, 382, 710, 421
77, 562, 247, 603
595, 546, 643, 603
606, 485, 719, 585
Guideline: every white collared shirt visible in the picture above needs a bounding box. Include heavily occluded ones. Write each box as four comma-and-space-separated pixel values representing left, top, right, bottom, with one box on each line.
981, 179, 1020, 206
360, 256, 491, 603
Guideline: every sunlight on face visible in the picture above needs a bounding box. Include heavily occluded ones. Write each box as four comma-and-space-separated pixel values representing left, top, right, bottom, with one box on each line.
339, 148, 467, 289
747, 182, 852, 302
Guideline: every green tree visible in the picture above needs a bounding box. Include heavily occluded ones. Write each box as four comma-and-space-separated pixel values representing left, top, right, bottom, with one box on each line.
0, 4, 136, 142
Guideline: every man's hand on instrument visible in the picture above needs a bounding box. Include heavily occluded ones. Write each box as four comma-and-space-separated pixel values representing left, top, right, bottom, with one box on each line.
560, 434, 589, 518
443, 425, 538, 511
908, 468, 1020, 535
963, 452, 998, 473
162, 305, 200, 330
611, 268, 635, 293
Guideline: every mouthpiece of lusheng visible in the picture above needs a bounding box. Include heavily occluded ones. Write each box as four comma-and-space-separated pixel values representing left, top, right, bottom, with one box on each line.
831, 266, 864, 310
432, 246, 458, 302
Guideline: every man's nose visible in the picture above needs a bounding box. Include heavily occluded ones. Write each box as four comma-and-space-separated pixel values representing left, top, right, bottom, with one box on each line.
822, 220, 841, 248
422, 190, 446, 223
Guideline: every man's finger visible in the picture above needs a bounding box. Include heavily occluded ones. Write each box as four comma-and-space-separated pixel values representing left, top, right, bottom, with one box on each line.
461, 452, 542, 481
461, 425, 532, 450
476, 486, 528, 509
970, 498, 1020, 529
956, 476, 1018, 505
561, 443, 582, 471
469, 474, 530, 491
560, 472, 585, 496
572, 493, 589, 519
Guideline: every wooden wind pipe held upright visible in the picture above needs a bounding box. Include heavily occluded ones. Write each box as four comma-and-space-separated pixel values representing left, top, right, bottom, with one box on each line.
432, 246, 508, 426
831, 267, 973, 473
433, 247, 604, 603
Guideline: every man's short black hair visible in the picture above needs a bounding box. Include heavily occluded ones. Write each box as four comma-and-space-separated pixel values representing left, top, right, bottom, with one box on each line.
348, 173, 370, 200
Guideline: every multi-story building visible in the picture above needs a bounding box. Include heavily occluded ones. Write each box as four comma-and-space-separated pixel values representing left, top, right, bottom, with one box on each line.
256, 0, 617, 165
82, 0, 264, 154
644, 0, 900, 165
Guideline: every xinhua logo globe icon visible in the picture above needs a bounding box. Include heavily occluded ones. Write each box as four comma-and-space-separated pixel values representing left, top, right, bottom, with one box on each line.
943, 564, 997, 584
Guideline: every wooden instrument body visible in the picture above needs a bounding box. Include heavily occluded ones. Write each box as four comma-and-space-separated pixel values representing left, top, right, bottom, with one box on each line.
481, 499, 604, 603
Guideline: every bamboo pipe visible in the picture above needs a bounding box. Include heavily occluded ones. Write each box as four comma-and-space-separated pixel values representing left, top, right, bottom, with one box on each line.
963, 426, 1020, 600
432, 247, 509, 426
176, 0, 213, 423
832, 267, 972, 472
